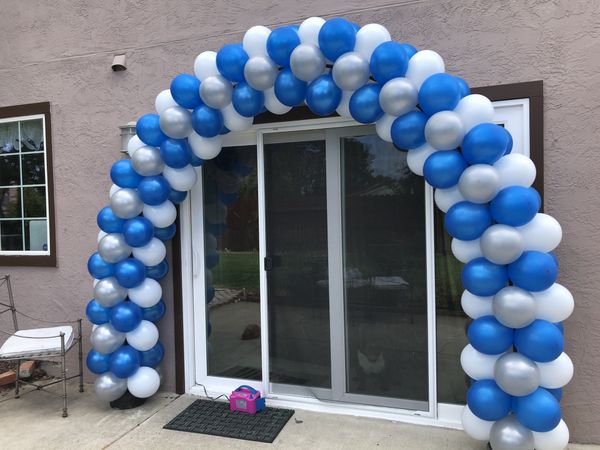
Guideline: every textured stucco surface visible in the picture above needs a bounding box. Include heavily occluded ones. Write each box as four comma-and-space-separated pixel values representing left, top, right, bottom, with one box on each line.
0, 0, 599, 443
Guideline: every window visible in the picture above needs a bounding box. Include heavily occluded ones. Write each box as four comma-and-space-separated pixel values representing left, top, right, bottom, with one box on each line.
0, 102, 55, 266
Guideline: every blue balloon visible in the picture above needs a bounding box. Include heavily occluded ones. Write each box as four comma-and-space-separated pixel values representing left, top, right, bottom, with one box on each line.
110, 301, 142, 333
123, 217, 154, 248
136, 114, 167, 147
137, 175, 171, 206
146, 259, 169, 280
188, 150, 204, 167
509, 251, 558, 292
554, 321, 564, 334
349, 84, 384, 124
110, 160, 142, 188
159, 139, 191, 169
88, 252, 115, 279
109, 345, 141, 379
220, 125, 231, 135
114, 258, 146, 289
455, 76, 471, 98
86, 349, 110, 374
444, 202, 492, 240
306, 74, 342, 116
232, 82, 264, 117
461, 123, 511, 165
547, 387, 563, 402
206, 286, 215, 303
400, 43, 417, 59
142, 299, 166, 322
170, 74, 202, 109
418, 73, 462, 116
154, 223, 176, 242
140, 341, 164, 367
515, 320, 564, 362
267, 26, 300, 67
274, 69, 307, 107
490, 186, 541, 227
467, 379, 512, 421
514, 388, 561, 432
391, 111, 428, 150
191, 104, 223, 138
468, 315, 514, 355
423, 150, 467, 188
462, 258, 509, 296
169, 189, 188, 204
370, 41, 409, 84
206, 251, 220, 269
216, 44, 248, 83
97, 206, 125, 233
86, 299, 111, 325
318, 18, 357, 61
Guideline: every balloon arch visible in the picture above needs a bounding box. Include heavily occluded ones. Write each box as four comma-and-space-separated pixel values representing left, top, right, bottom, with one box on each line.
85, 17, 573, 449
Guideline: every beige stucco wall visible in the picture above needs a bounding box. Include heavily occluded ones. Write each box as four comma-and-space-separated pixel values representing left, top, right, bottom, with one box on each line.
0, 0, 598, 443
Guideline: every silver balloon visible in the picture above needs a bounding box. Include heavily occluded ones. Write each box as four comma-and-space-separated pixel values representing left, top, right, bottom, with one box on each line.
379, 78, 417, 116
424, 110, 465, 150
489, 415, 535, 450
93, 277, 128, 307
110, 188, 143, 219
131, 145, 164, 176
94, 372, 128, 402
332, 52, 369, 91
98, 234, 131, 264
159, 106, 193, 139
290, 44, 326, 82
90, 323, 126, 355
244, 56, 277, 91
481, 224, 524, 265
494, 352, 540, 397
458, 164, 500, 204
493, 286, 536, 329
200, 75, 233, 109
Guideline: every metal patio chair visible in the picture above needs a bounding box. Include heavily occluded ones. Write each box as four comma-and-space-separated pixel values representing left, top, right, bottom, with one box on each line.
0, 274, 83, 417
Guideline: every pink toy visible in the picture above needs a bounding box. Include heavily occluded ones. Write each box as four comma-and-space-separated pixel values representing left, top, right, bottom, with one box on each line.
230, 385, 266, 414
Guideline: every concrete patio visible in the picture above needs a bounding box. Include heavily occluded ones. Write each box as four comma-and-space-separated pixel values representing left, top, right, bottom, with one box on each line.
0, 381, 596, 450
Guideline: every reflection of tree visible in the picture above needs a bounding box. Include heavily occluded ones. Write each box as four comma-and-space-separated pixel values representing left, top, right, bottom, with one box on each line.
24, 188, 45, 217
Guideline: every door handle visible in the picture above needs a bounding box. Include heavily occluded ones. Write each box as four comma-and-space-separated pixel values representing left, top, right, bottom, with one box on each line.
264, 256, 273, 272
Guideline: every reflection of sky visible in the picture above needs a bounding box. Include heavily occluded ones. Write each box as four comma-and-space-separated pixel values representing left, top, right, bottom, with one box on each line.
355, 135, 410, 182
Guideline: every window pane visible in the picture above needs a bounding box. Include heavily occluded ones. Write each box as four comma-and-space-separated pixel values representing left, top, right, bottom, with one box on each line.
18, 119, 44, 152
0, 121, 18, 154
21, 153, 45, 185
0, 155, 20, 186
25, 219, 48, 251
23, 186, 46, 217
0, 187, 21, 218
1, 220, 23, 251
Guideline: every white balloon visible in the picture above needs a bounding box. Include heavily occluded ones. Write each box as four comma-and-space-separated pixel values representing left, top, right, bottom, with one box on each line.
243, 25, 271, 57
221, 103, 253, 132
375, 114, 395, 143
461, 405, 494, 441
454, 94, 494, 132
532, 283, 574, 323
163, 164, 197, 192
132, 238, 166, 267
128, 278, 162, 308
155, 89, 178, 114
194, 51, 219, 81
461, 290, 493, 319
461, 344, 503, 380
434, 185, 466, 213
494, 153, 537, 189
537, 352, 574, 389
126, 320, 159, 352
127, 366, 161, 398
126, 135, 145, 157
405, 50, 445, 90
532, 420, 570, 450
406, 143, 436, 176
298, 17, 325, 46
143, 200, 177, 228
335, 90, 354, 118
188, 132, 222, 160
517, 213, 562, 253
451, 238, 483, 263
109, 184, 120, 199
98, 230, 108, 243
264, 87, 292, 115
354, 24, 391, 61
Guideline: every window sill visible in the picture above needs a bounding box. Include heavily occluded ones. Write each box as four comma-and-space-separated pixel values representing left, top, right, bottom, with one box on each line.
0, 254, 56, 267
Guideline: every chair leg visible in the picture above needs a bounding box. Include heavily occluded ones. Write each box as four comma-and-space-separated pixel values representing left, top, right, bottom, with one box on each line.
78, 320, 84, 393
14, 358, 20, 399
61, 334, 68, 418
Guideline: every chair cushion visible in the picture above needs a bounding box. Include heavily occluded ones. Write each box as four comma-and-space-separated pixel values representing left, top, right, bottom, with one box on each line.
0, 326, 74, 359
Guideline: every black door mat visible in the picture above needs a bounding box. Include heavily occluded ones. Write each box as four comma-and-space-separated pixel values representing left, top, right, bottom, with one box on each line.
164, 399, 295, 443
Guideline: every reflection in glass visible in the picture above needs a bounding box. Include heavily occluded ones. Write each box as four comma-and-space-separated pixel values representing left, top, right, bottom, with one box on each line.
341, 134, 428, 405
203, 146, 261, 381
21, 154, 45, 185
0, 122, 18, 153
25, 219, 48, 251
0, 188, 21, 218
1, 220, 22, 251
23, 187, 46, 217
264, 138, 331, 388
0, 155, 20, 186
18, 119, 44, 152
